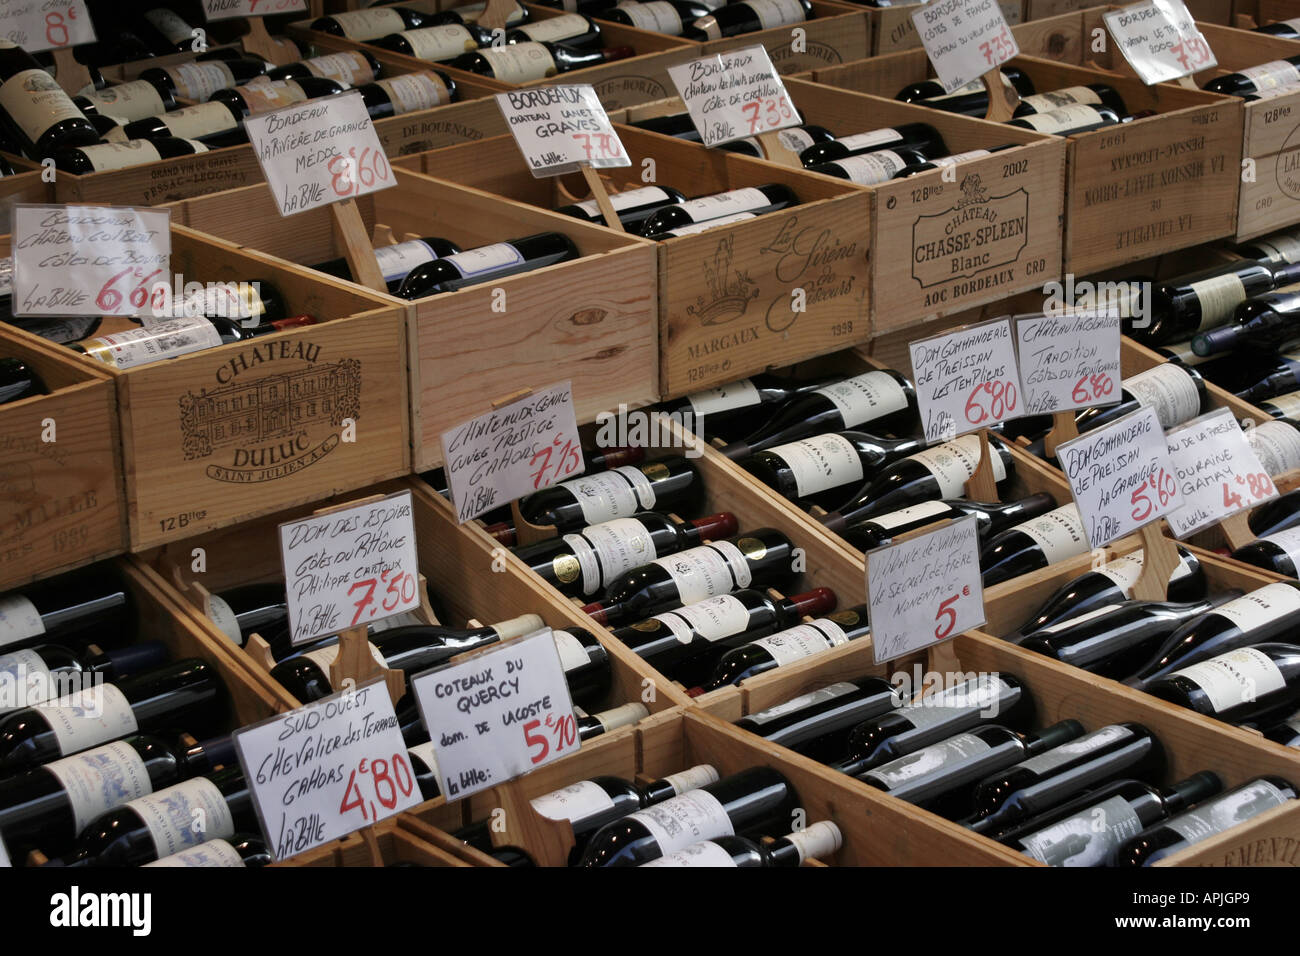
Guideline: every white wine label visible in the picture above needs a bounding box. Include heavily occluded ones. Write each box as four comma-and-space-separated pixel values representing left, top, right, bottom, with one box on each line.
170, 61, 236, 101
1252, 234, 1300, 264
827, 151, 907, 184
927, 78, 991, 101
619, 1, 684, 33
400, 24, 478, 60
863, 732, 991, 788
746, 682, 860, 725
1124, 364, 1201, 428
478, 43, 557, 83
162, 102, 239, 139
80, 318, 223, 370
40, 683, 139, 756
687, 378, 760, 417
303, 51, 376, 86
1285, 711, 1300, 733
78, 140, 163, 172
43, 741, 152, 833
662, 212, 757, 236
1165, 780, 1291, 844
1266, 390, 1300, 421
330, 8, 405, 39
1013, 504, 1089, 564
1259, 527, 1300, 570
565, 468, 652, 525
751, 620, 850, 666
1212, 582, 1300, 632
655, 541, 752, 605
0, 594, 43, 648
145, 8, 194, 44
0, 649, 52, 712
574, 186, 670, 217
80, 80, 167, 123
1171, 647, 1286, 713
1016, 104, 1105, 132
1247, 420, 1300, 476
926, 149, 991, 167
870, 500, 952, 532
641, 840, 738, 867
661, 764, 721, 794
771, 434, 864, 497
777, 127, 815, 151
408, 740, 440, 780
238, 79, 312, 114
302, 640, 388, 679
653, 594, 751, 644
675, 188, 772, 223
529, 779, 616, 821
1096, 550, 1146, 593
1019, 86, 1103, 112
628, 789, 733, 853
1017, 724, 1131, 775
146, 839, 246, 867
1037, 604, 1123, 635
455, 0, 528, 23
837, 128, 904, 151
909, 434, 1007, 497
813, 371, 909, 428
551, 629, 591, 671
0, 69, 86, 145
743, 0, 808, 28
373, 239, 440, 283
378, 73, 451, 114
1188, 274, 1247, 330
903, 676, 1007, 728
1017, 794, 1144, 867
516, 13, 590, 41
594, 702, 647, 732
128, 777, 235, 859
443, 243, 526, 279
564, 517, 657, 595
1239, 60, 1300, 91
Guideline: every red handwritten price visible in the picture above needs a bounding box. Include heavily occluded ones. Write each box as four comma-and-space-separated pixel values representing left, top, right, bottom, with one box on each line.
964, 380, 1018, 425
1071, 373, 1115, 404
327, 147, 391, 199
571, 131, 623, 161
934, 588, 970, 640
95, 267, 165, 314
45, 8, 76, 47
522, 710, 579, 765
338, 753, 415, 822
1130, 467, 1179, 521
246, 0, 305, 12
1222, 472, 1275, 510
529, 435, 582, 490
978, 24, 1014, 66
347, 568, 418, 627
1170, 36, 1212, 72
740, 95, 795, 135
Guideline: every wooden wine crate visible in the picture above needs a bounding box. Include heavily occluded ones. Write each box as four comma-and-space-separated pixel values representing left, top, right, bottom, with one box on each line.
273, 816, 476, 866
1022, 0, 1232, 22
163, 169, 659, 471
870, 0, 1023, 56
0, 326, 125, 591
690, 0, 871, 76
1236, 0, 1300, 30
814, 51, 1244, 275
0, 153, 50, 233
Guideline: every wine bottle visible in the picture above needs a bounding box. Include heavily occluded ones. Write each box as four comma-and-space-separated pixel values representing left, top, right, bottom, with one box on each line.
1263, 710, 1300, 747
734, 678, 901, 761
639, 185, 798, 237
139, 7, 201, 53
640, 820, 842, 867
604, 1, 718, 35
397, 234, 579, 297
610, 587, 836, 688
312, 7, 433, 39
964, 723, 1163, 835
1246, 419, 1300, 478
980, 504, 1089, 587
311, 235, 461, 292
893, 145, 1019, 178
741, 430, 928, 511
576, 701, 648, 741
0, 40, 99, 158
1260, 389, 1300, 424
722, 369, 918, 461
1013, 84, 1127, 116
1247, 488, 1300, 538
374, 24, 484, 59
1127, 260, 1297, 345
72, 315, 316, 370
798, 123, 946, 167
896, 68, 1035, 112
0, 568, 133, 653
858, 721, 1085, 820
1007, 104, 1121, 134
0, 356, 45, 405
556, 185, 688, 231
52, 137, 209, 174
694, 607, 870, 692
1125, 581, 1300, 689
122, 101, 245, 145
517, 454, 699, 530
577, 766, 799, 866
1236, 227, 1300, 265
0, 641, 169, 715
1072, 362, 1206, 434
683, 0, 811, 40
582, 528, 796, 627
506, 13, 603, 49
0, 659, 225, 775
1117, 776, 1298, 866
211, 77, 346, 118
1204, 56, 1300, 96
0, 732, 232, 858
1230, 347, 1300, 403
75, 80, 176, 123
1147, 643, 1300, 726
1231, 527, 1300, 577
1191, 284, 1300, 356
139, 58, 269, 102
267, 50, 381, 86
852, 496, 1058, 556
820, 434, 1014, 533
446, 41, 634, 81
1256, 18, 1300, 38
533, 0, 623, 13
145, 835, 271, 868
1000, 773, 1223, 866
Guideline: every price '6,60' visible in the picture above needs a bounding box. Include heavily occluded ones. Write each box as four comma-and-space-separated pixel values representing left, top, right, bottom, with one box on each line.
328, 147, 391, 198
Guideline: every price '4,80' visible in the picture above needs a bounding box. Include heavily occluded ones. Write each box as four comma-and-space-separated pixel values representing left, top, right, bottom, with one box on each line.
1222, 472, 1275, 511
339, 753, 414, 821
741, 95, 795, 135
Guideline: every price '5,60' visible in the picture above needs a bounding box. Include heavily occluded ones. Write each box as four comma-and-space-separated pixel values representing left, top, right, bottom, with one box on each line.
1130, 467, 1178, 521
523, 710, 579, 765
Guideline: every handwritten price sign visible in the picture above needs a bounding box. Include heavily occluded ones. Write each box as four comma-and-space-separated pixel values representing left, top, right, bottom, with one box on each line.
1015, 310, 1122, 415
666, 45, 802, 148
203, 0, 307, 21
441, 381, 585, 523
1104, 0, 1216, 84
234, 680, 421, 861
496, 85, 630, 177
1163, 408, 1278, 537
910, 317, 1024, 444
410, 628, 579, 800
277, 492, 420, 646
244, 91, 394, 217
0, 1, 95, 52
911, 0, 1019, 93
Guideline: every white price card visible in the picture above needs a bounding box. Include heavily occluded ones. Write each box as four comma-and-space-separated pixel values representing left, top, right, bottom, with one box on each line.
496, 85, 631, 176
909, 317, 1023, 444
0, 1, 95, 51
1104, 0, 1215, 85
234, 680, 422, 861
1014, 309, 1123, 415
911, 0, 1019, 94
866, 514, 985, 663
0, 834, 9, 868
203, 0, 307, 21
1163, 408, 1278, 537
278, 491, 420, 646
410, 628, 579, 800
666, 45, 801, 148
11, 205, 171, 318
244, 90, 394, 217
441, 380, 584, 523
1057, 405, 1183, 549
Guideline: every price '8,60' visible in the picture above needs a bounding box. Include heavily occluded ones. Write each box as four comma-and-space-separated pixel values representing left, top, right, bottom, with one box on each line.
328, 147, 391, 198
338, 753, 415, 821
523, 710, 579, 766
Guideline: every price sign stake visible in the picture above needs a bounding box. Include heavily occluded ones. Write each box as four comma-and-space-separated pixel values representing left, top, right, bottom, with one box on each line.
1163, 408, 1278, 538
203, 0, 305, 66
912, 0, 1020, 119
1104, 0, 1216, 87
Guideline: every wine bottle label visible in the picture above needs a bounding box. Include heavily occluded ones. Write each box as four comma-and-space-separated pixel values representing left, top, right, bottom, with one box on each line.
1265, 390, 1300, 421
1095, 550, 1145, 593
837, 128, 904, 151
777, 127, 815, 151
477, 43, 558, 83
1250, 234, 1300, 264
443, 242, 527, 279
101, 123, 129, 144
1012, 504, 1088, 563
408, 740, 441, 780
746, 681, 860, 725
1037, 603, 1123, 635
675, 188, 772, 223
562, 466, 657, 525
1019, 86, 1102, 112
771, 434, 864, 497
0, 594, 43, 648
1213, 582, 1300, 632
641, 840, 738, 867
619, 1, 684, 33
1283, 17, 1300, 29
39, 683, 139, 756
628, 789, 733, 853
302, 640, 389, 680
1017, 794, 1144, 867
187, 139, 210, 154
742, 0, 809, 29
80, 80, 167, 123
686, 377, 760, 416
516, 13, 591, 41
661, 212, 758, 236
530, 779, 616, 821
0, 649, 52, 712
826, 151, 907, 185
456, 0, 528, 23
1259, 527, 1300, 569
145, 839, 246, 867
564, 517, 658, 595
751, 619, 850, 666
652, 594, 751, 644
77, 140, 164, 172
909, 434, 1007, 497
1016, 104, 1105, 132
813, 371, 909, 428
329, 8, 405, 40
654, 541, 753, 604
1164, 780, 1291, 845
1285, 711, 1300, 733
1187, 273, 1247, 330
551, 629, 591, 671
1238, 60, 1300, 91
162, 102, 239, 139
927, 78, 995, 101
0, 70, 86, 146
594, 702, 647, 732
661, 764, 721, 794
378, 72, 451, 114
870, 500, 952, 532
303, 52, 376, 86
1016, 724, 1131, 775
903, 675, 1008, 727
925, 149, 992, 167
369, 239, 439, 284
145, 9, 195, 45
573, 185, 671, 218
43, 741, 152, 833
237, 79, 311, 115
862, 732, 991, 788
1123, 364, 1201, 429
79, 317, 223, 370
127, 777, 235, 858
368, 609, 425, 635
400, 25, 479, 60
1247, 420, 1300, 476
1171, 647, 1286, 713
169, 61, 237, 101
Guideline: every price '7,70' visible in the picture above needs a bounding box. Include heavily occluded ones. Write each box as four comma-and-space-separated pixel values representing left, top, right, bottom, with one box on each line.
572, 132, 622, 160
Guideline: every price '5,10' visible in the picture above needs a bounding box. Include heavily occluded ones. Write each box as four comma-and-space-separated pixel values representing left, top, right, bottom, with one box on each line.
523, 710, 579, 765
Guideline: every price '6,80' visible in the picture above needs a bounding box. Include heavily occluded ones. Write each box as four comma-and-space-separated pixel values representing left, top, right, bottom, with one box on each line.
741, 95, 794, 135
338, 753, 415, 821
523, 710, 579, 765
1130, 467, 1178, 521
328, 147, 391, 198
964, 380, 1018, 425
